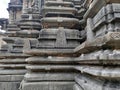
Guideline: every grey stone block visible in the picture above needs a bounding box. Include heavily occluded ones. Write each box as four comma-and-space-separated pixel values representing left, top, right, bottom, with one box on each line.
0, 82, 20, 90
0, 75, 24, 82
75, 74, 120, 90
75, 75, 103, 90
85, 3, 120, 38
73, 84, 83, 90
75, 66, 120, 79
22, 82, 75, 90
24, 72, 77, 81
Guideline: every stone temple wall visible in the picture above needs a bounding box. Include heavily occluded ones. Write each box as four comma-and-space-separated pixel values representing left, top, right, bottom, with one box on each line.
74, 0, 120, 90
0, 0, 120, 90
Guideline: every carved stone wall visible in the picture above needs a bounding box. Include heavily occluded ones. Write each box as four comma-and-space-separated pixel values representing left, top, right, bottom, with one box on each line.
74, 0, 120, 90
1, 0, 120, 90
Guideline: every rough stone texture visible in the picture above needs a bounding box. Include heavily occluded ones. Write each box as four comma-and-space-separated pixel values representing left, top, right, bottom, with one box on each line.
7, 0, 22, 35
18, 0, 41, 39
0, 82, 20, 90
21, 0, 82, 90
74, 0, 120, 90
0, 41, 28, 90
89, 4, 120, 38
7, 0, 22, 24
0, 0, 42, 90
84, 0, 120, 19
73, 84, 83, 90
0, 18, 8, 30
1, 0, 120, 90
75, 74, 120, 90
22, 82, 75, 90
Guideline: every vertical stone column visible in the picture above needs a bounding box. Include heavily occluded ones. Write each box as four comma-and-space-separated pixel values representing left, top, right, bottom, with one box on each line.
86, 18, 94, 42
22, 0, 28, 13
7, 0, 22, 33
9, 10, 14, 24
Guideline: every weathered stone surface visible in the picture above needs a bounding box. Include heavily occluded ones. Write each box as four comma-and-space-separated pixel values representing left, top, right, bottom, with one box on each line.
0, 82, 20, 90
8, 0, 22, 24
74, 1, 120, 90
3, 0, 120, 90
26, 56, 75, 64
75, 66, 120, 79
84, 0, 120, 19
92, 4, 120, 37
75, 50, 120, 65
26, 65, 75, 71
24, 73, 77, 81
1, 1, 42, 89
73, 84, 83, 90
21, 0, 81, 90
38, 28, 81, 48
75, 74, 120, 90
24, 48, 75, 56
42, 6, 77, 17
18, 0, 41, 38
74, 32, 120, 54
22, 82, 74, 90
0, 75, 24, 82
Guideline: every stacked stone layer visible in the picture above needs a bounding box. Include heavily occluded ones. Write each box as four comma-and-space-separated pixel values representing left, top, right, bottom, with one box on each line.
0, 0, 41, 90
0, 38, 28, 90
74, 0, 120, 90
21, 0, 81, 90
1, 0, 120, 90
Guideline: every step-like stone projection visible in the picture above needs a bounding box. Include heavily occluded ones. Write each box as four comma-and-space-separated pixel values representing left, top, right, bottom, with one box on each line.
74, 0, 120, 90
20, 0, 83, 90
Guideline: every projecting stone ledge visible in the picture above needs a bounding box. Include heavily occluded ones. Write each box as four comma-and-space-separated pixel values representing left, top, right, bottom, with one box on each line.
74, 32, 120, 54
75, 74, 120, 90
24, 49, 77, 57
84, 0, 120, 19
26, 65, 75, 71
44, 0, 74, 6
0, 53, 29, 59
41, 17, 79, 28
0, 82, 20, 90
21, 81, 74, 90
16, 30, 40, 38
75, 66, 120, 80
42, 6, 77, 16
26, 56, 76, 64
24, 73, 77, 82
75, 49, 120, 65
